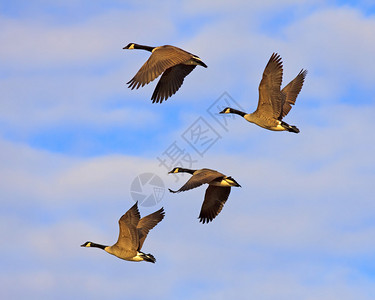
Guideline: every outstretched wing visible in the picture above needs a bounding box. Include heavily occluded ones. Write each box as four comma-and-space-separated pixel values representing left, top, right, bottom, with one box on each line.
199, 186, 231, 224
127, 46, 193, 89
279, 69, 307, 120
114, 202, 141, 251
255, 53, 283, 118
137, 207, 165, 250
151, 65, 196, 103
169, 169, 225, 193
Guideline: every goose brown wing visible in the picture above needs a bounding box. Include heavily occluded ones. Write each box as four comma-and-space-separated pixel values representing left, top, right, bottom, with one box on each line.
279, 69, 307, 120
137, 207, 165, 250
127, 46, 193, 90
255, 53, 283, 118
170, 169, 225, 193
199, 186, 231, 224
151, 65, 196, 103
114, 202, 141, 250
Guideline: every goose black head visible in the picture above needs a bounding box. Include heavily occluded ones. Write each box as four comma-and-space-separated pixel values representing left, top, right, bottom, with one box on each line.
219, 107, 232, 114
123, 43, 135, 50
168, 167, 180, 174
81, 241, 92, 247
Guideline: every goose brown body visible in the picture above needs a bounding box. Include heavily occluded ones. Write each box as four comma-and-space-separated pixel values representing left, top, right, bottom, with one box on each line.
81, 202, 164, 263
220, 53, 307, 133
124, 43, 207, 103
168, 168, 241, 224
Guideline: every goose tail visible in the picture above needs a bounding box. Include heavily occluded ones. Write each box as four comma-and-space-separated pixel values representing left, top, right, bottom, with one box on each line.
139, 252, 156, 263
281, 121, 300, 133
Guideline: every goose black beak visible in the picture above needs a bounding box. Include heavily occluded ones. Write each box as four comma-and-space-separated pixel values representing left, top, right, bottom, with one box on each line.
219, 109, 225, 114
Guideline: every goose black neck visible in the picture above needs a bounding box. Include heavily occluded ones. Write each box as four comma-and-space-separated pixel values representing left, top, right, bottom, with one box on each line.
90, 242, 107, 250
133, 44, 155, 52
178, 168, 196, 175
229, 108, 246, 117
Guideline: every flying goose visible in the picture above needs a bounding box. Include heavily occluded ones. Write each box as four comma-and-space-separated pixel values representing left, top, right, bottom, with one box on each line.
220, 53, 307, 133
168, 167, 241, 224
123, 43, 207, 103
81, 202, 164, 263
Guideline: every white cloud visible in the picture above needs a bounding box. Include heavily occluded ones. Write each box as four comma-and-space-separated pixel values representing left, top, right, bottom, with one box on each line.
282, 7, 375, 99
0, 137, 166, 207
181, 0, 318, 15
4, 3, 375, 135
0, 10, 175, 69
177, 5, 375, 108
0, 9, 175, 132
1, 103, 375, 298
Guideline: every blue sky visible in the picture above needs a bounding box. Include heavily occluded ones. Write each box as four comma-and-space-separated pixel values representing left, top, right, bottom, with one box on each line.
1, 1, 375, 299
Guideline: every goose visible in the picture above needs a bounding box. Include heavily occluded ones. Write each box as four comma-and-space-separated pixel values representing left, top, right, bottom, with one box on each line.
168, 167, 241, 224
220, 53, 307, 133
123, 43, 207, 103
81, 202, 164, 263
